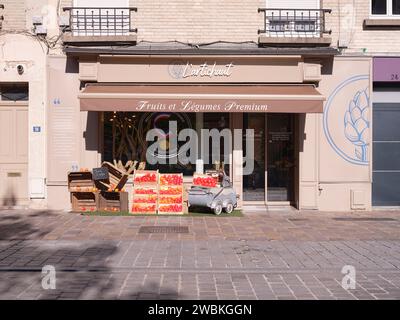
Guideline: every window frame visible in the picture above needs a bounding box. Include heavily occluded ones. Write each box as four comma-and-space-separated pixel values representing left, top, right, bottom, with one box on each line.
370, 0, 400, 18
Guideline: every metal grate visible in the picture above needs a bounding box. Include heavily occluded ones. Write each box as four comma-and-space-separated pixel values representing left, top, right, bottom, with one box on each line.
63, 7, 137, 36
258, 8, 331, 38
333, 217, 396, 222
138, 226, 189, 234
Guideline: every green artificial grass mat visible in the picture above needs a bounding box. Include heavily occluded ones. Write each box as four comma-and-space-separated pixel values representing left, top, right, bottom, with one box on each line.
78, 210, 243, 217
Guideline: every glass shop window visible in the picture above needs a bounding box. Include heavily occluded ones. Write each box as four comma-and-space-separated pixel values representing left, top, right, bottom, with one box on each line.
103, 112, 230, 176
0, 83, 29, 101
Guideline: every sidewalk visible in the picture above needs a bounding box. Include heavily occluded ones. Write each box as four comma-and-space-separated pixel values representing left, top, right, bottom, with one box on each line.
0, 209, 399, 299
1, 209, 399, 241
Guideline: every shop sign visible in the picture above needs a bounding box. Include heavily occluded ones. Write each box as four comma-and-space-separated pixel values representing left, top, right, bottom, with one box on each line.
92, 167, 109, 181
136, 100, 268, 113
168, 61, 234, 79
373, 57, 400, 82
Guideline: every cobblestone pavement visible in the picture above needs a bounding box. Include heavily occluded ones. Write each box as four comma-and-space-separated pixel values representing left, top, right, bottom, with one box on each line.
0, 209, 399, 300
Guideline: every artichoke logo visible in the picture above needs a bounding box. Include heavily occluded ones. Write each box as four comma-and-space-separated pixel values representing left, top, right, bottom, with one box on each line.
168, 61, 185, 79
344, 89, 370, 162
323, 75, 370, 166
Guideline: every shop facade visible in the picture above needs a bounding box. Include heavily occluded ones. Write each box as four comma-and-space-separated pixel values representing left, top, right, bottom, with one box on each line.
46, 52, 372, 211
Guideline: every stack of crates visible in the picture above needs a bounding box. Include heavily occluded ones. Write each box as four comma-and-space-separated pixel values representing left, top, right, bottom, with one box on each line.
68, 164, 129, 212
68, 171, 97, 212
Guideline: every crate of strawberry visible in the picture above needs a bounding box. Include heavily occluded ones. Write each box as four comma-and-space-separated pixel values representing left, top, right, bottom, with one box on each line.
133, 170, 158, 184
132, 204, 157, 213
159, 186, 182, 195
135, 188, 157, 195
158, 204, 183, 214
159, 173, 183, 186
134, 195, 157, 204
159, 196, 183, 204
192, 174, 218, 188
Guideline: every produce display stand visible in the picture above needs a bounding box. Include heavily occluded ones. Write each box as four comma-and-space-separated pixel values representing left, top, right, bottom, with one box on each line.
98, 191, 129, 212
68, 164, 130, 213
158, 173, 184, 215
131, 170, 158, 214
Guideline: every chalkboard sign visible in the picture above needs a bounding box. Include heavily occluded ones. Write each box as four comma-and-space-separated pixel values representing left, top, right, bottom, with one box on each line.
92, 167, 109, 181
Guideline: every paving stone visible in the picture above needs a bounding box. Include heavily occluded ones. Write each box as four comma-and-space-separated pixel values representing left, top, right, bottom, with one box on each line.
0, 209, 400, 299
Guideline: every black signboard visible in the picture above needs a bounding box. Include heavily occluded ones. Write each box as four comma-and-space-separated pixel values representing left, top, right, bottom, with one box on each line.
92, 167, 109, 181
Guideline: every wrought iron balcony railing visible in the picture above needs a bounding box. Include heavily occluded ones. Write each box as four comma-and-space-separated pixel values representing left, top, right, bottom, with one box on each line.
63, 7, 137, 36
258, 8, 332, 38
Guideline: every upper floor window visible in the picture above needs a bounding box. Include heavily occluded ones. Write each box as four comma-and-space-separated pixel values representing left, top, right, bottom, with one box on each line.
371, 0, 400, 16
0, 83, 29, 101
264, 0, 322, 37
71, 0, 131, 36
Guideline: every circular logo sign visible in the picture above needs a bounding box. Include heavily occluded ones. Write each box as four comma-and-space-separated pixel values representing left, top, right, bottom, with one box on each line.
323, 75, 370, 166
168, 61, 185, 79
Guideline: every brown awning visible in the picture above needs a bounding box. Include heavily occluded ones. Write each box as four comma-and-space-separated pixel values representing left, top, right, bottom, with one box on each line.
79, 84, 325, 113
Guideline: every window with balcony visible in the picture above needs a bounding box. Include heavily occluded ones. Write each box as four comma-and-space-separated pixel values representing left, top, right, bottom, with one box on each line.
63, 0, 137, 40
371, 0, 400, 16
259, 0, 331, 43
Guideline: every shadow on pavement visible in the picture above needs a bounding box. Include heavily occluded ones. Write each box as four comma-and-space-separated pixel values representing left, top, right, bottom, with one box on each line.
0, 211, 179, 299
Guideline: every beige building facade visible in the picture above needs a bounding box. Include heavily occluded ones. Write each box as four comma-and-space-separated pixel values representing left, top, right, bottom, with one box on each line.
1, 0, 398, 211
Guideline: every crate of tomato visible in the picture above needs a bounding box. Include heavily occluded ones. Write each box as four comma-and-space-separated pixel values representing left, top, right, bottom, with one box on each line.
158, 173, 184, 214
192, 173, 219, 188
131, 170, 158, 214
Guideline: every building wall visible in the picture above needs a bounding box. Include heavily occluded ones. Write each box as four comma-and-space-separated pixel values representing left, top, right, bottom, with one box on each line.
312, 56, 372, 211
132, 0, 263, 43
0, 0, 61, 208
1, 0, 378, 211
324, 0, 400, 55
1, 0, 26, 30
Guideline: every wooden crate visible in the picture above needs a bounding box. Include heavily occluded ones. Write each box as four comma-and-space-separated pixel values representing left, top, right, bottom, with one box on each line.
158, 173, 184, 215
68, 171, 94, 192
98, 191, 128, 212
71, 192, 97, 212
131, 170, 158, 214
95, 162, 129, 192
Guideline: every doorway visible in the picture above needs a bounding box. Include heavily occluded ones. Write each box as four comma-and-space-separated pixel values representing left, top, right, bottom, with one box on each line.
267, 114, 295, 202
0, 83, 29, 207
243, 113, 296, 204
